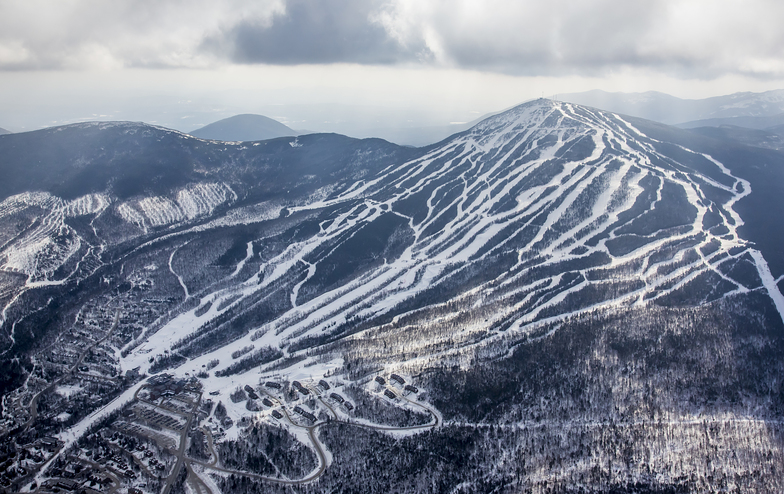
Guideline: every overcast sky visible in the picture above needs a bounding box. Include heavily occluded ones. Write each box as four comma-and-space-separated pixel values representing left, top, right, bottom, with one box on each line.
1, 0, 783, 134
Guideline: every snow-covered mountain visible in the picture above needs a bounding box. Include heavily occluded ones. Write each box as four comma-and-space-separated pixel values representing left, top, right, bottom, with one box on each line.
560, 88, 784, 126
1, 99, 783, 492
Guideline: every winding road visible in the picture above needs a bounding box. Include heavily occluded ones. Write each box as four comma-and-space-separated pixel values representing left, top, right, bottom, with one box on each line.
191, 385, 439, 487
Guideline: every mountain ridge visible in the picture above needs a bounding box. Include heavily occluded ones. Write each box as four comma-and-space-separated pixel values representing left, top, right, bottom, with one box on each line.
677, 112, 784, 130
1, 98, 783, 492
560, 88, 784, 125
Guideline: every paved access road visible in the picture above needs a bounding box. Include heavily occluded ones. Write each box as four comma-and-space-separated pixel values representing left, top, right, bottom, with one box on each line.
193, 385, 439, 486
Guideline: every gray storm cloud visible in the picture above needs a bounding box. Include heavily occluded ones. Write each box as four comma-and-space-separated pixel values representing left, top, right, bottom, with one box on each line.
201, 0, 433, 65
1, 0, 783, 78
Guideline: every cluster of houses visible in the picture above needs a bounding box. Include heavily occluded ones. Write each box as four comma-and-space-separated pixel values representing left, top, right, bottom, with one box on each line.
377, 373, 418, 393
375, 373, 420, 401
33, 374, 199, 493
0, 437, 62, 490
260, 379, 357, 424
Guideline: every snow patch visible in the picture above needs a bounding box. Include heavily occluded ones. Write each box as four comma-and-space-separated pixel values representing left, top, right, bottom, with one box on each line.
116, 182, 236, 230
55, 384, 84, 398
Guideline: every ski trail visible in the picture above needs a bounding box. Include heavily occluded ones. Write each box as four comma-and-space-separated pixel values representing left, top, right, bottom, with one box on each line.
0, 288, 27, 353
749, 249, 784, 322
291, 261, 316, 308
111, 99, 784, 399
169, 243, 190, 300
231, 241, 254, 278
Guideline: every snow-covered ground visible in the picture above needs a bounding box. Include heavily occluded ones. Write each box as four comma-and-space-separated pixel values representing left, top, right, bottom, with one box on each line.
112, 99, 784, 395
117, 182, 236, 232
0, 191, 110, 281
54, 384, 83, 398
26, 99, 784, 487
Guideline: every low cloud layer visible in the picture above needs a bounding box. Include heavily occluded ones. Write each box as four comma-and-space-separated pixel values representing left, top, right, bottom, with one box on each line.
2, 0, 783, 79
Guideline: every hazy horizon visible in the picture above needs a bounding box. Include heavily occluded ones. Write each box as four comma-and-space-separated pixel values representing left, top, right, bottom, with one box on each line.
1, 1, 784, 135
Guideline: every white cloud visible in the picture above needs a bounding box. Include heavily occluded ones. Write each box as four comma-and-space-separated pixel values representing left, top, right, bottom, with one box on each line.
0, 0, 782, 79
0, 0, 284, 69
372, 0, 784, 77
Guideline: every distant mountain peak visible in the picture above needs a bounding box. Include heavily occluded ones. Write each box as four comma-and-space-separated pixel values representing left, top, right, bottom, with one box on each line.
559, 88, 784, 126
189, 114, 297, 142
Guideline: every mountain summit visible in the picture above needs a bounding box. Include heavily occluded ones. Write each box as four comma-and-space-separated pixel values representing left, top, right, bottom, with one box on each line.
189, 113, 298, 141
